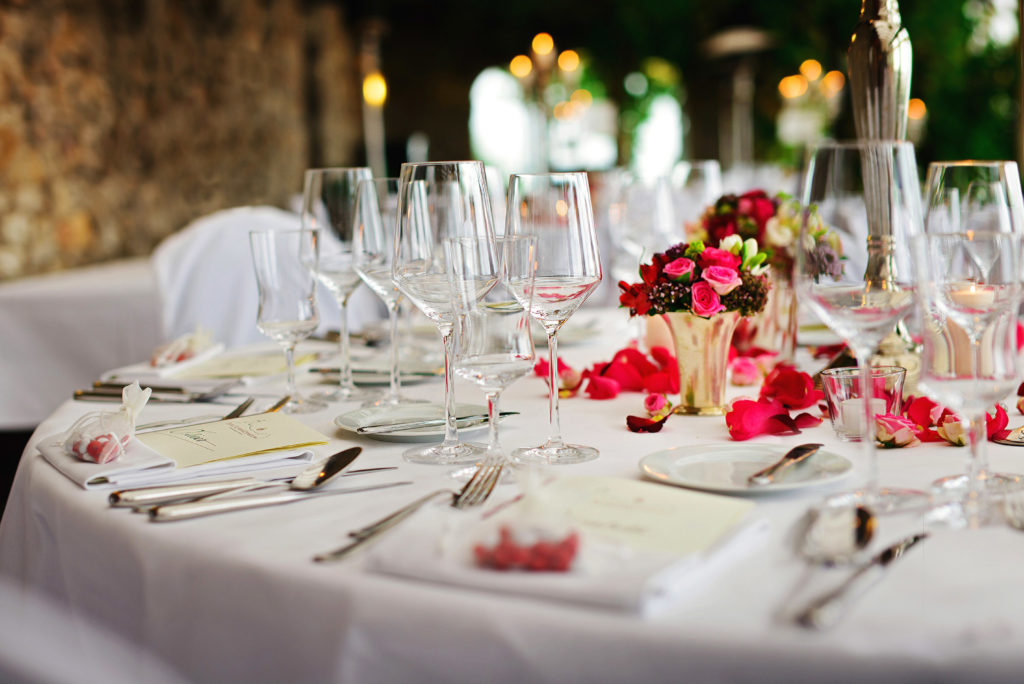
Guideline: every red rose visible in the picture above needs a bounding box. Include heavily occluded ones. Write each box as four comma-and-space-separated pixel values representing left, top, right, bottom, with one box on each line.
759, 365, 822, 410
704, 213, 739, 246
737, 190, 777, 233
618, 281, 652, 316
696, 247, 742, 270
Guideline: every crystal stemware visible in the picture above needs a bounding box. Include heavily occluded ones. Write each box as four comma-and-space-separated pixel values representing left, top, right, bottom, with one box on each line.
392, 161, 497, 465
795, 140, 926, 512
916, 231, 1023, 524
505, 172, 603, 465
353, 177, 425, 408
301, 166, 374, 402
448, 235, 536, 475
670, 159, 723, 227
249, 229, 326, 414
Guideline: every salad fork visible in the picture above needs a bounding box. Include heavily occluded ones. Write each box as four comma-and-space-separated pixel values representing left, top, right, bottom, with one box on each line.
313, 461, 503, 562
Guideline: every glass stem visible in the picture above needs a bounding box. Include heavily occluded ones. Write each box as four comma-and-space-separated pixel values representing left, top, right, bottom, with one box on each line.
546, 331, 565, 449
387, 301, 401, 401
856, 351, 879, 501
284, 342, 298, 399
486, 389, 502, 462
337, 297, 352, 390
966, 337, 988, 521
440, 324, 459, 447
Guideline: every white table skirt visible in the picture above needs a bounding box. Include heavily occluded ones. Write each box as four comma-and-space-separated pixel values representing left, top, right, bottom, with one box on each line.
2, 310, 1024, 683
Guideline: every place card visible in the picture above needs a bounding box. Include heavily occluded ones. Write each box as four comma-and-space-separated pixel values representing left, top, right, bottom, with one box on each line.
137, 412, 329, 468
525, 476, 755, 557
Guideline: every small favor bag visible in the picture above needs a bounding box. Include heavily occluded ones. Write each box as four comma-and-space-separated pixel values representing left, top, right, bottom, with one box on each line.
63, 381, 152, 464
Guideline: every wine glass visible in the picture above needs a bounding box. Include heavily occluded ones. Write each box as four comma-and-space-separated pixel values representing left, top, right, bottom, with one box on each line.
795, 140, 926, 512
249, 229, 326, 414
448, 236, 536, 474
301, 166, 373, 402
392, 161, 497, 465
670, 159, 723, 227
353, 177, 425, 408
506, 172, 603, 465
916, 232, 1023, 524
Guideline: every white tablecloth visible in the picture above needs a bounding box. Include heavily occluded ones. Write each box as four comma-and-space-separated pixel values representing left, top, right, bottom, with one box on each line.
2, 310, 1024, 683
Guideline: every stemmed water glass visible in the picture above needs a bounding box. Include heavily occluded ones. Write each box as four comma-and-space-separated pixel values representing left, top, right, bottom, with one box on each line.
301, 166, 373, 402
392, 161, 497, 465
353, 177, 423, 407
923, 161, 1024, 237
506, 172, 603, 465
448, 236, 536, 473
249, 229, 326, 414
914, 231, 1022, 525
670, 159, 722, 227
795, 140, 926, 511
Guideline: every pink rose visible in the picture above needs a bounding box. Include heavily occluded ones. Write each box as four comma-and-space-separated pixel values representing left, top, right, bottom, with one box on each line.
663, 257, 695, 282
729, 357, 762, 386
697, 247, 742, 270
875, 414, 921, 448
702, 265, 742, 295
690, 280, 726, 317
936, 414, 967, 446
643, 393, 670, 417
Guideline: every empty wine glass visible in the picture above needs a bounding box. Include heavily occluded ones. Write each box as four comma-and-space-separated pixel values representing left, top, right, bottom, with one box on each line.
249, 229, 326, 414
670, 159, 723, 227
353, 177, 424, 408
506, 172, 603, 465
916, 231, 1023, 524
795, 140, 926, 512
392, 161, 497, 465
301, 166, 373, 402
448, 236, 536, 473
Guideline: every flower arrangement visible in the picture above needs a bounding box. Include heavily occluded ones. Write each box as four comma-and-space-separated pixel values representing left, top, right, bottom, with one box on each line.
618, 236, 771, 318
689, 189, 841, 277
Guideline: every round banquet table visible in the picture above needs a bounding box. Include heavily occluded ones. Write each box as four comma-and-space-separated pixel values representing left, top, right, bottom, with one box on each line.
2, 309, 1024, 684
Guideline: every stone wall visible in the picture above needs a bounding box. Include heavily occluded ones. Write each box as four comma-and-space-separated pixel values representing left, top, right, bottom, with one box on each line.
0, 0, 361, 280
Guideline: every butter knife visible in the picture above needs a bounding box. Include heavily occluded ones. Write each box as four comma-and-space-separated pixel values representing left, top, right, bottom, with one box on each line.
795, 532, 929, 629
748, 443, 823, 486
356, 411, 518, 435
148, 480, 412, 522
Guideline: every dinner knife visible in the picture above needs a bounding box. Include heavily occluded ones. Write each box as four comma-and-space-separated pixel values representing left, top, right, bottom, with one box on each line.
148, 480, 412, 522
795, 532, 929, 629
747, 443, 823, 486
356, 411, 519, 435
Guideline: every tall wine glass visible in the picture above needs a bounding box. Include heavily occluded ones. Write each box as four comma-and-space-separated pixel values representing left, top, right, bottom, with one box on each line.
353, 177, 424, 407
506, 172, 603, 465
392, 161, 497, 465
923, 161, 1024, 239
916, 232, 1023, 524
795, 140, 926, 512
670, 159, 723, 227
449, 236, 536, 474
301, 166, 373, 402
249, 229, 326, 414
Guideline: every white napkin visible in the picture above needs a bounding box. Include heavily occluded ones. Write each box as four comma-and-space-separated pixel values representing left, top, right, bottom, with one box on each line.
37, 434, 315, 489
366, 505, 770, 613
102, 343, 225, 381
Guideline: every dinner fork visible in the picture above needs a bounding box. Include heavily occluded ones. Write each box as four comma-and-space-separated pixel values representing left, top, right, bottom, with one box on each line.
312, 461, 504, 562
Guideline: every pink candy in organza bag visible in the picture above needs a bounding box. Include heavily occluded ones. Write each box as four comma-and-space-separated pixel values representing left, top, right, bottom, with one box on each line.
62, 381, 152, 464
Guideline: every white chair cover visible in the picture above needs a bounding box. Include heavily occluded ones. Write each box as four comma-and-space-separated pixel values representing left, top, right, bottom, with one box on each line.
152, 206, 383, 348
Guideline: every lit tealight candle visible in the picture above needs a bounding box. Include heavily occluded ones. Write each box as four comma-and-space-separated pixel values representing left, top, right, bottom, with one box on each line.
949, 283, 995, 310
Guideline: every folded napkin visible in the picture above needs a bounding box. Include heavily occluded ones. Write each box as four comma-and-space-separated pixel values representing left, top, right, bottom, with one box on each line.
103, 343, 226, 380
366, 476, 770, 613
37, 434, 316, 489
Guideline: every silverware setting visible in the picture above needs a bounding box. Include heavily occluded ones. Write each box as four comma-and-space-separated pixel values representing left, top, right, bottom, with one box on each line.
134, 395, 286, 433
748, 443, 823, 486
356, 412, 519, 435
313, 461, 504, 563
309, 366, 443, 377
795, 532, 928, 629
75, 379, 241, 403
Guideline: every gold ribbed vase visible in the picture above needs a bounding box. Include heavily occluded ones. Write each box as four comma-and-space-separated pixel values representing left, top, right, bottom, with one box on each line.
663, 311, 741, 416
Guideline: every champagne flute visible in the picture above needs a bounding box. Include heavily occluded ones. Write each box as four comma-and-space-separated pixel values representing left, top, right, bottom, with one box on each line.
795, 140, 926, 511
448, 236, 536, 474
249, 229, 325, 414
392, 161, 497, 465
301, 166, 373, 402
353, 177, 424, 407
506, 172, 602, 465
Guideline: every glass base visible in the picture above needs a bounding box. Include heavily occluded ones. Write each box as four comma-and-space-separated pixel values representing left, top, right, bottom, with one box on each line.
820, 486, 930, 516
314, 384, 376, 403
360, 394, 430, 410
932, 472, 1024, 495
511, 442, 598, 465
403, 441, 486, 466
282, 395, 327, 415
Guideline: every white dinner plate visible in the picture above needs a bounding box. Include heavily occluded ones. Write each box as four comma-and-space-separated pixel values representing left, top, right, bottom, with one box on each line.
639, 444, 852, 495
335, 403, 490, 443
